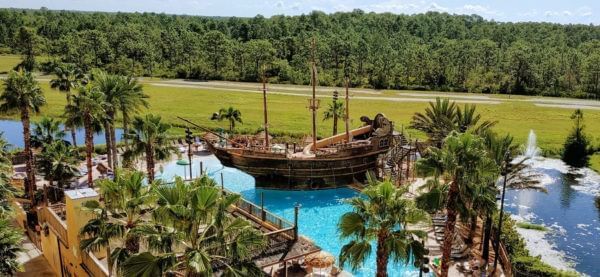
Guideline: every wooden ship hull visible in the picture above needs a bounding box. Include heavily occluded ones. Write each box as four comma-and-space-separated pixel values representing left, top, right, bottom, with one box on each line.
205, 114, 394, 189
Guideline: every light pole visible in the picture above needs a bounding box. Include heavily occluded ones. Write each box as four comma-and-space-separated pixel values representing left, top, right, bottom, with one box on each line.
185, 128, 194, 179
492, 151, 510, 274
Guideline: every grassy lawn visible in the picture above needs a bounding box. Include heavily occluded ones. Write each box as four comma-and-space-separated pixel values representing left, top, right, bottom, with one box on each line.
0, 55, 22, 73
1, 69, 599, 171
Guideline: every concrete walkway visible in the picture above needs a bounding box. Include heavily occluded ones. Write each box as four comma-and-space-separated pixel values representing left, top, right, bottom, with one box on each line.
15, 227, 55, 277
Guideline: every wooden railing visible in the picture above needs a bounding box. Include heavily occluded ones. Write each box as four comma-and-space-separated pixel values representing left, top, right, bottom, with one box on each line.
81, 251, 109, 277
229, 193, 294, 230
498, 241, 513, 277
38, 206, 69, 246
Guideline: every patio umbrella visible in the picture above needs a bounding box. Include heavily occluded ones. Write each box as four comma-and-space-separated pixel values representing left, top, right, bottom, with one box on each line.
305, 251, 335, 268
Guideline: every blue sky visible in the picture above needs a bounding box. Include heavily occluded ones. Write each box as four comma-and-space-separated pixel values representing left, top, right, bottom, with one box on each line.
1, 0, 598, 24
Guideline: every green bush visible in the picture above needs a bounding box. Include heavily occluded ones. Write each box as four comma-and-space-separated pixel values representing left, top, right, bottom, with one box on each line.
516, 222, 548, 231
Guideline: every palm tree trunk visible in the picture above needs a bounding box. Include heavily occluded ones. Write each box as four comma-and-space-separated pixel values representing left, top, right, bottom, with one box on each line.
84, 116, 94, 187
111, 125, 118, 169
125, 235, 140, 253
21, 107, 36, 209
441, 180, 460, 277
482, 214, 493, 263
104, 121, 113, 169
122, 113, 129, 147
107, 245, 112, 277
468, 213, 478, 243
66, 91, 78, 147
376, 232, 389, 277
146, 145, 155, 183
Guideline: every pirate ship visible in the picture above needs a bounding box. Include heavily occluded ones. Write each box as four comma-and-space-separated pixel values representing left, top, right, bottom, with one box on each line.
182, 40, 395, 189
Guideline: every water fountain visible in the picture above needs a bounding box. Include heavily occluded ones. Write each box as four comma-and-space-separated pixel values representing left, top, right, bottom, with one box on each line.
524, 129, 540, 158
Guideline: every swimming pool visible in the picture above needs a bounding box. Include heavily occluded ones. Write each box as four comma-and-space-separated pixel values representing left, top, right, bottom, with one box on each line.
159, 155, 422, 276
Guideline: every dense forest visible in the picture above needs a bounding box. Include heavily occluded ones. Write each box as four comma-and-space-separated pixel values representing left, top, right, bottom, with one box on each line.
1, 8, 600, 97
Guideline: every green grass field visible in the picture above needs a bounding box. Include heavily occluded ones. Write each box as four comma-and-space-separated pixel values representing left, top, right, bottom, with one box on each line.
0, 55, 22, 73
0, 54, 599, 171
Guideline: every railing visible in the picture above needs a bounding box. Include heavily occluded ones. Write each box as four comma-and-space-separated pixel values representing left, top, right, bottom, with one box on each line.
38, 206, 69, 246
224, 189, 294, 230
81, 251, 109, 277
498, 241, 513, 277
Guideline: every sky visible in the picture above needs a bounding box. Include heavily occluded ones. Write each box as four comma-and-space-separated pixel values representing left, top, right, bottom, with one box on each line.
1, 0, 598, 25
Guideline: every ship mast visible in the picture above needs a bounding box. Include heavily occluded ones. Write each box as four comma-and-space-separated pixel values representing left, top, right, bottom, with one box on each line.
261, 66, 269, 148
344, 76, 351, 143
310, 38, 319, 152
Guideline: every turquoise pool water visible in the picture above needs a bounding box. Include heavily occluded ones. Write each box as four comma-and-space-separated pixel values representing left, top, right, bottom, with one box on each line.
159, 155, 422, 276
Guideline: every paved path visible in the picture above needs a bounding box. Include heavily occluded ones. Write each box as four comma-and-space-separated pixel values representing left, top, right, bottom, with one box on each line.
15, 226, 55, 277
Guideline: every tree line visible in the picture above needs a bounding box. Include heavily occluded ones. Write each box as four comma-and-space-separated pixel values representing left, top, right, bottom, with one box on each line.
2, 8, 600, 97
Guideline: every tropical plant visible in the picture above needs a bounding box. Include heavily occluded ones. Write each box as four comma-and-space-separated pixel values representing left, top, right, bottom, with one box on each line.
562, 109, 593, 168
117, 76, 148, 149
410, 98, 496, 147
121, 176, 267, 276
64, 85, 105, 186
50, 63, 87, 147
416, 132, 499, 277
0, 69, 46, 207
338, 175, 428, 277
35, 141, 80, 201
211, 106, 243, 132
409, 98, 457, 147
80, 170, 153, 276
323, 99, 345, 136
0, 218, 23, 275
31, 116, 69, 148
0, 134, 19, 216
122, 114, 175, 183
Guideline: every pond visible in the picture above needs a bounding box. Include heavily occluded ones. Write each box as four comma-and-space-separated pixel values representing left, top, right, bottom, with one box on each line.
0, 119, 124, 149
503, 131, 600, 276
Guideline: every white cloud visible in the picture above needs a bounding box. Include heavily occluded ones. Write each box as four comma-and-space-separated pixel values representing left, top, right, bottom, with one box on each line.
459, 4, 501, 16
275, 0, 284, 8
429, 2, 448, 12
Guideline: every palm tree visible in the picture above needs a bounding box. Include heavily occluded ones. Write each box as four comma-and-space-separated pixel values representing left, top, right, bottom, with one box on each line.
65, 85, 105, 186
0, 70, 46, 207
479, 132, 542, 262
117, 76, 148, 150
92, 70, 120, 169
323, 100, 345, 136
0, 218, 23, 275
80, 170, 152, 276
50, 64, 87, 147
36, 141, 80, 201
31, 116, 68, 149
122, 177, 266, 276
410, 98, 497, 147
79, 201, 123, 277
94, 71, 148, 169
416, 132, 498, 277
211, 106, 243, 132
123, 114, 175, 183
0, 134, 19, 216
338, 176, 428, 277
410, 98, 457, 147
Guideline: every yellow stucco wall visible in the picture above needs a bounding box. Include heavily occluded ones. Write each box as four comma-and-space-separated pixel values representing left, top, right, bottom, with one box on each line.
40, 228, 61, 275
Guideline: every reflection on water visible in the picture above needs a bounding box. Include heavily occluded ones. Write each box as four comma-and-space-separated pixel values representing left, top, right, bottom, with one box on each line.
0, 119, 123, 148
505, 157, 600, 276
559, 173, 578, 209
